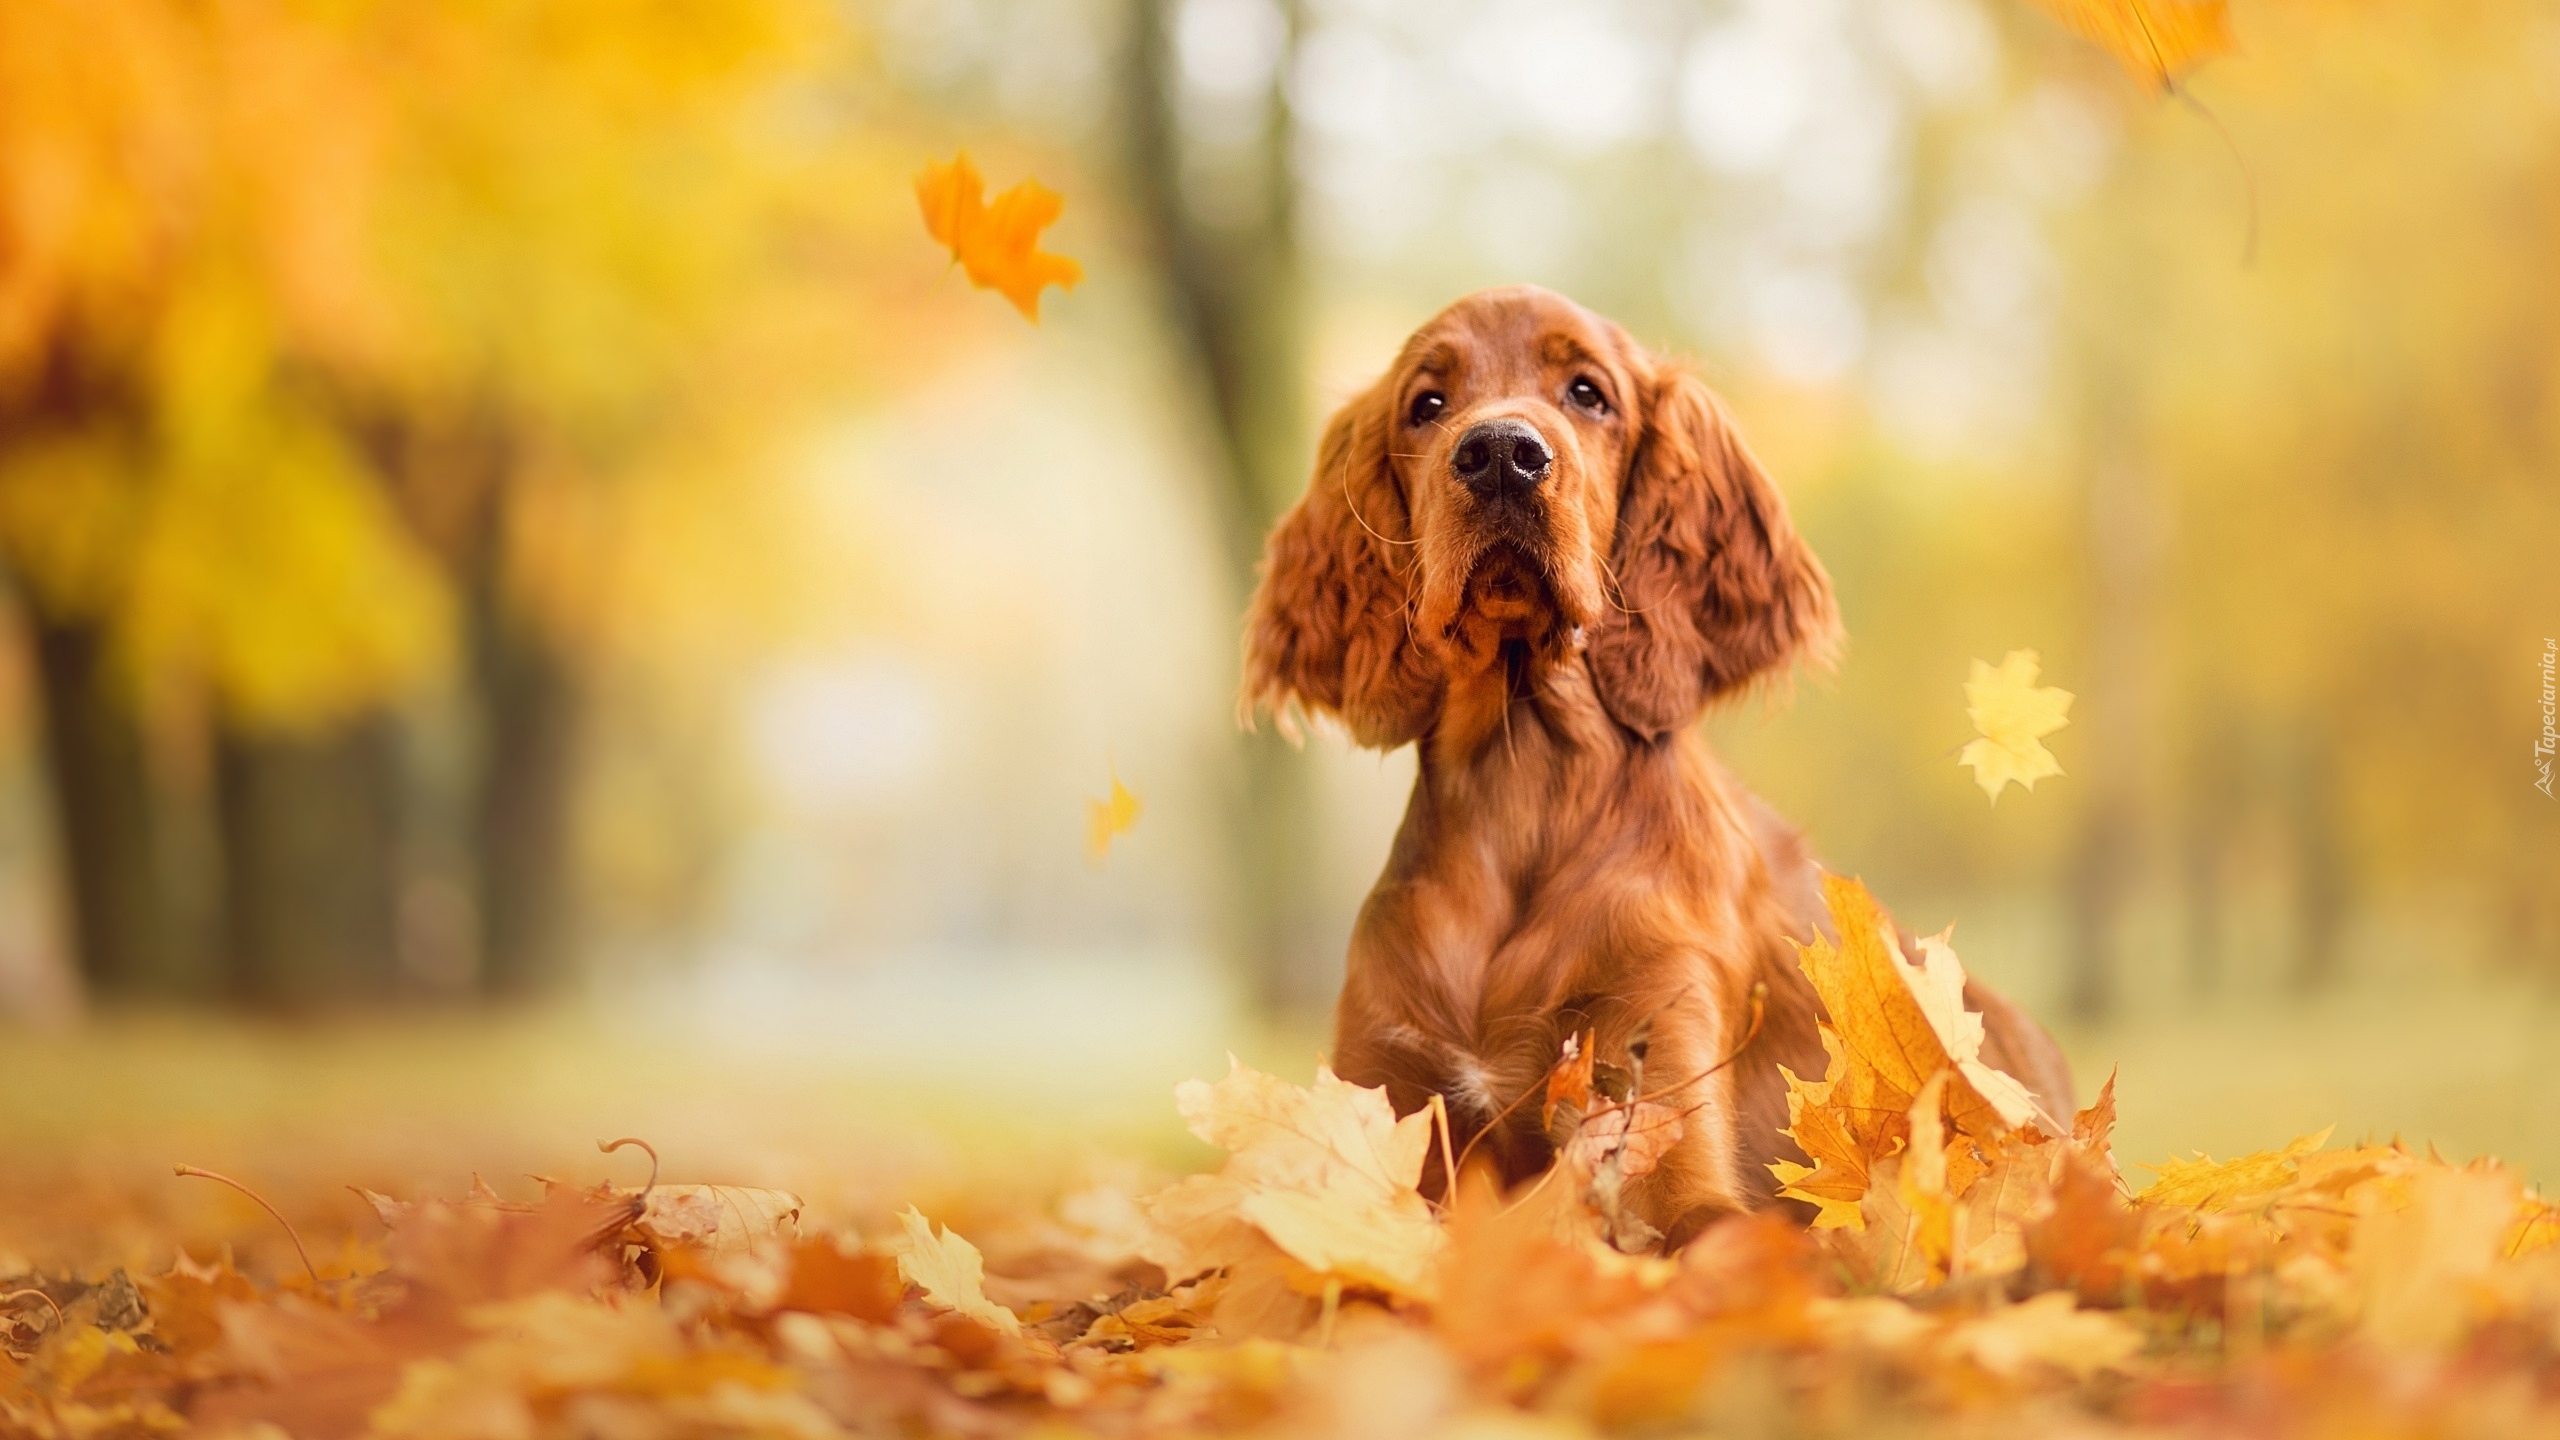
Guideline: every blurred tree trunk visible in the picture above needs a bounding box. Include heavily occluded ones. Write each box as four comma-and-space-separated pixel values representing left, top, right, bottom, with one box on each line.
470, 566, 582, 999
215, 717, 401, 1006
369, 416, 584, 999
27, 617, 186, 997
1123, 0, 1334, 1017
2179, 706, 2239, 997
2067, 385, 2164, 1025
2285, 720, 2348, 991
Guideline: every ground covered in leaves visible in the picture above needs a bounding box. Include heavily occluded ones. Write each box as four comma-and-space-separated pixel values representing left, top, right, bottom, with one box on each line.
12, 883, 2560, 1439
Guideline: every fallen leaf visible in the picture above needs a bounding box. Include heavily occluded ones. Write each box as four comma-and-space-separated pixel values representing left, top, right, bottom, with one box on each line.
636, 1184, 803, 1259
1957, 650, 2073, 803
1542, 1031, 1595, 1134
1434, 1168, 1644, 1372
1939, 1291, 2142, 1381
778, 1237, 902, 1323
896, 1208, 1021, 1334
915, 150, 1084, 322
2137, 1129, 2336, 1212
1141, 1060, 1443, 1301
1771, 876, 2050, 1227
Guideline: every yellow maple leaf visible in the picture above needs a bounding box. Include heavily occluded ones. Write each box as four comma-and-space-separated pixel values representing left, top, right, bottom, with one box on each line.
1085, 770, 1142, 866
1139, 1060, 1444, 1301
1957, 650, 2073, 804
894, 1207, 1020, 1334
1773, 876, 2055, 1229
914, 150, 1083, 322
2024, 0, 2234, 92
2134, 1128, 2335, 1212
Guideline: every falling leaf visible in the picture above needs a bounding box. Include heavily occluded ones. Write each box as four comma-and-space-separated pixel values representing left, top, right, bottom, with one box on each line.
2023, 0, 2234, 92
1085, 770, 1142, 866
895, 1207, 1021, 1335
914, 150, 1084, 322
1957, 650, 2074, 803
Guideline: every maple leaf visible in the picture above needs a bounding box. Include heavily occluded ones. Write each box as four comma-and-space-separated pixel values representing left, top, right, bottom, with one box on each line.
1085, 770, 1141, 866
1771, 876, 2056, 1228
1140, 1060, 1444, 1302
915, 150, 1084, 322
1957, 650, 2073, 803
2136, 1128, 2335, 1212
2023, 0, 2234, 93
896, 1208, 1021, 1335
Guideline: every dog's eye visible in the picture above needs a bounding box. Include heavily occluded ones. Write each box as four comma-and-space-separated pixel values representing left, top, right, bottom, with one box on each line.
1407, 390, 1446, 426
1568, 377, 1608, 413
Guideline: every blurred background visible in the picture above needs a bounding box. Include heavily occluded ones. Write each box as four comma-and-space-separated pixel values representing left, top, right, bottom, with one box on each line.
1, 0, 2557, 1230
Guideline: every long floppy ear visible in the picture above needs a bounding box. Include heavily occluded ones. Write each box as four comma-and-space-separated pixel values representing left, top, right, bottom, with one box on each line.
1587, 367, 1840, 740
1241, 380, 1441, 747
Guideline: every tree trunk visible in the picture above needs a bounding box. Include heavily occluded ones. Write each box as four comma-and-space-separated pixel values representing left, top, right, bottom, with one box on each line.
1125, 0, 1333, 1018
216, 717, 400, 1007
2285, 721, 2349, 992
28, 617, 188, 998
471, 586, 581, 999
2067, 395, 2164, 1025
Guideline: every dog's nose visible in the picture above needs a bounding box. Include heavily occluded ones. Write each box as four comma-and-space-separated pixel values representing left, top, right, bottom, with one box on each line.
1451, 419, 1551, 500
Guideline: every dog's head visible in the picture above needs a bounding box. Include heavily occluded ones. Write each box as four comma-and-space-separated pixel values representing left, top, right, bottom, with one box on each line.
1244, 285, 1839, 746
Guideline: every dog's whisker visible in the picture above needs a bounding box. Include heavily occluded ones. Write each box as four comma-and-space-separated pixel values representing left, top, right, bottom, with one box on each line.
1341, 450, 1421, 549
1594, 548, 1658, 617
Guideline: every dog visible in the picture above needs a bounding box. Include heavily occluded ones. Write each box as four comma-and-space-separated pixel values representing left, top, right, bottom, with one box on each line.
1241, 286, 2073, 1246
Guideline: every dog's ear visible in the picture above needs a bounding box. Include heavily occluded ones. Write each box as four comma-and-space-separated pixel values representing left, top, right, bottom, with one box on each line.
1587, 366, 1839, 740
1242, 379, 1441, 747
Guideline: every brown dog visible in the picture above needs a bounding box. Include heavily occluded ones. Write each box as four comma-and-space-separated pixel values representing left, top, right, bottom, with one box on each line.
1242, 286, 2073, 1246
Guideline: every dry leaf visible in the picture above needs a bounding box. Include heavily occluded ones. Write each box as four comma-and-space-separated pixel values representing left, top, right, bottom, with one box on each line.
1957, 650, 2073, 803
1141, 1060, 1444, 1301
896, 1207, 1022, 1334
1770, 876, 2051, 1228
1940, 1291, 2142, 1380
914, 150, 1084, 322
635, 1184, 803, 1259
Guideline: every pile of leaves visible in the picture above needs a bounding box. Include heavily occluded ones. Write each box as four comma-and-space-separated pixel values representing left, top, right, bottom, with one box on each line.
12, 882, 2560, 1439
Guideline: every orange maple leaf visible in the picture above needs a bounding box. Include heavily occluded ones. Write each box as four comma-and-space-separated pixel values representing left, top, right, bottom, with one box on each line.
2025, 0, 2234, 91
914, 151, 1083, 322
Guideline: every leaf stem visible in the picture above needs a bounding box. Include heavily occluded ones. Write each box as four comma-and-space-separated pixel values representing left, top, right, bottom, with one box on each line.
174, 1165, 320, 1287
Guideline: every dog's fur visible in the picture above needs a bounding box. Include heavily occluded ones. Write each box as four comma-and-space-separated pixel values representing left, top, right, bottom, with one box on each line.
1242, 286, 2073, 1245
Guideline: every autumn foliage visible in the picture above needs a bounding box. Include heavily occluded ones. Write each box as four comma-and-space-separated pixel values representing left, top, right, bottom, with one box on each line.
11, 876, 2560, 1438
